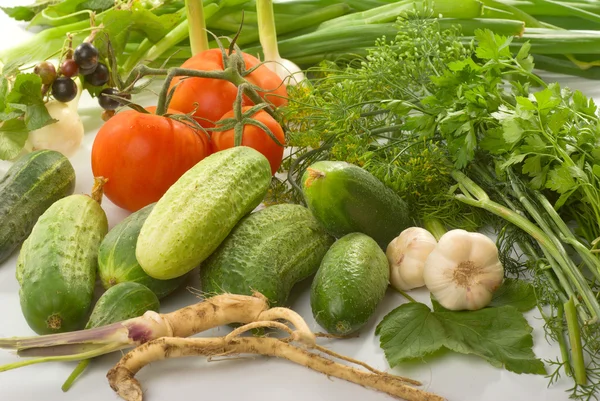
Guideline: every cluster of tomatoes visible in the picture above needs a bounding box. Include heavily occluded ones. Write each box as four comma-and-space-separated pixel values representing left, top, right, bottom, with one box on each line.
91, 49, 287, 212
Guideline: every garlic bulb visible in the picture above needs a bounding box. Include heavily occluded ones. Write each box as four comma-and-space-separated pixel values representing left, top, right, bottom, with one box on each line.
386, 227, 437, 291
423, 229, 504, 311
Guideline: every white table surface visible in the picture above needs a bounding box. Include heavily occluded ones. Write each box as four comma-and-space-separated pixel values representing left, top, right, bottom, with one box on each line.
0, 1, 595, 400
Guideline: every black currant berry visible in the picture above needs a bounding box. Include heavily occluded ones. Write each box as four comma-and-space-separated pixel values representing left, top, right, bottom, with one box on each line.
73, 42, 98, 70
51, 77, 78, 103
84, 63, 109, 86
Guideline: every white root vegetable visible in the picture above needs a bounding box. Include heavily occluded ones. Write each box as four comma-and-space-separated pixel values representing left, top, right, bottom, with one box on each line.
387, 227, 438, 291
26, 79, 84, 157
423, 229, 504, 311
107, 321, 444, 401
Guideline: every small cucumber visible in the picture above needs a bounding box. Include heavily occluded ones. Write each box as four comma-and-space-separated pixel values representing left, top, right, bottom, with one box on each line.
310, 233, 389, 335
200, 204, 334, 306
137, 146, 271, 280
98, 203, 186, 299
62, 282, 160, 391
301, 160, 412, 248
16, 194, 108, 334
85, 282, 160, 329
0, 150, 75, 264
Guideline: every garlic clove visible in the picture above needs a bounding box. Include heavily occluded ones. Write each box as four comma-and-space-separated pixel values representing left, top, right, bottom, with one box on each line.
387, 227, 437, 291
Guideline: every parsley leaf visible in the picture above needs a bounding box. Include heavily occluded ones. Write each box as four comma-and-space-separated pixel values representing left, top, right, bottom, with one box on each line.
546, 165, 575, 194
376, 301, 545, 375
5, 73, 55, 131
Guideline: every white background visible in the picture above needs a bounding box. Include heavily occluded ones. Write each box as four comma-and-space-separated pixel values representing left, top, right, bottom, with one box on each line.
0, 1, 595, 400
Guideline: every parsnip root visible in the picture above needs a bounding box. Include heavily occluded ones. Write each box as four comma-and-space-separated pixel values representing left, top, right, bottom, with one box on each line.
107, 320, 444, 401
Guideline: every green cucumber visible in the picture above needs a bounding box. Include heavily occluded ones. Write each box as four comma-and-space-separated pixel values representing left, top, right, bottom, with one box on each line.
85, 282, 160, 329
137, 146, 272, 280
98, 203, 186, 299
310, 232, 389, 335
0, 150, 75, 264
62, 282, 160, 392
16, 194, 108, 334
200, 204, 334, 306
301, 160, 412, 248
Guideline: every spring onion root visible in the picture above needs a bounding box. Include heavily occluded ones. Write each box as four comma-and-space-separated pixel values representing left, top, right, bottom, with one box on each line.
107, 321, 441, 401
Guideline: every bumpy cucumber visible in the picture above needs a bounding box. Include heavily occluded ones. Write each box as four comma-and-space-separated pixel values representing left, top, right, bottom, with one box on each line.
301, 160, 412, 248
310, 233, 389, 335
16, 194, 108, 334
85, 282, 160, 329
200, 204, 334, 306
0, 150, 75, 264
98, 203, 186, 299
137, 146, 271, 280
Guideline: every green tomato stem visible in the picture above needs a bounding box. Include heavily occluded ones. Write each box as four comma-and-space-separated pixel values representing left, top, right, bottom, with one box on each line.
186, 0, 209, 56
565, 296, 587, 385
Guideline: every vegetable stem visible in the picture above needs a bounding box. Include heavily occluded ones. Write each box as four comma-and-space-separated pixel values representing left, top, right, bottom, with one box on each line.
256, 0, 280, 64
186, 0, 209, 56
556, 303, 573, 378
61, 359, 90, 392
422, 219, 447, 241
565, 296, 587, 385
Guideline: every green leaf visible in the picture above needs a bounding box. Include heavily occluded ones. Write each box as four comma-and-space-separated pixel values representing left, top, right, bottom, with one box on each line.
29, 0, 113, 27
522, 155, 541, 177
534, 89, 561, 112
521, 134, 547, 153
489, 278, 537, 312
572, 90, 597, 116
0, 119, 28, 160
546, 107, 570, 135
516, 96, 536, 111
474, 29, 512, 60
480, 127, 511, 155
502, 118, 524, 144
377, 302, 545, 375
0, 76, 8, 113
592, 164, 600, 179
554, 188, 577, 210
500, 153, 527, 169
95, 6, 181, 60
546, 165, 575, 194
375, 303, 447, 362
530, 164, 550, 190
515, 42, 534, 72
1, 1, 59, 22
5, 74, 55, 131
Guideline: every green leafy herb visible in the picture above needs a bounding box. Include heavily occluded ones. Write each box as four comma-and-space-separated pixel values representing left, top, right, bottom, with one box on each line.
376, 302, 546, 375
1, 1, 59, 22
489, 278, 537, 312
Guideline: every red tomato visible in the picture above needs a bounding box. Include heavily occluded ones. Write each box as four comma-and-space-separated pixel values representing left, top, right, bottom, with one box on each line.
91, 107, 210, 212
212, 107, 285, 175
168, 49, 288, 128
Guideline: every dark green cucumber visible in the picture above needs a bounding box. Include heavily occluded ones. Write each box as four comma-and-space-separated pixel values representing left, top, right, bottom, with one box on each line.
85, 282, 160, 329
16, 194, 108, 334
310, 232, 389, 335
98, 203, 186, 299
62, 282, 160, 392
200, 204, 334, 306
301, 160, 412, 248
0, 150, 76, 263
